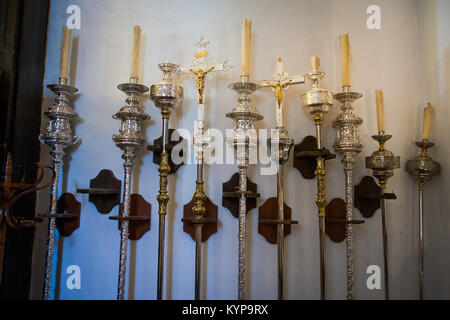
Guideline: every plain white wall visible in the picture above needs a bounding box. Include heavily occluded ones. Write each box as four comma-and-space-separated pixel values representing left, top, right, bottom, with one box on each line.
30, 0, 449, 300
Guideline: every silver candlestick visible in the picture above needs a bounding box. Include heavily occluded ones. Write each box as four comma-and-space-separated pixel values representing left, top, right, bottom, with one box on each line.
332, 85, 363, 300
258, 57, 304, 300
112, 77, 150, 300
406, 138, 440, 299
39, 77, 79, 300
300, 57, 333, 300
227, 75, 263, 300
151, 63, 183, 300
180, 38, 231, 300
366, 133, 400, 299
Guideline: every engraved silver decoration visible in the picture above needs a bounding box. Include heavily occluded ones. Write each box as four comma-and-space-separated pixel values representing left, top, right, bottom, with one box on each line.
227, 76, 263, 300
406, 140, 440, 299
113, 78, 150, 300
332, 87, 363, 300
39, 78, 79, 300
151, 63, 183, 300
366, 134, 400, 300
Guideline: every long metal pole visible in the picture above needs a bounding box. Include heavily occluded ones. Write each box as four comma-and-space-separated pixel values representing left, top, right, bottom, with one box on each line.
117, 152, 133, 300
194, 162, 204, 300
277, 164, 284, 300
343, 161, 355, 300
418, 185, 424, 300
43, 145, 63, 300
157, 117, 169, 300
238, 163, 248, 300
315, 122, 326, 300
380, 188, 389, 300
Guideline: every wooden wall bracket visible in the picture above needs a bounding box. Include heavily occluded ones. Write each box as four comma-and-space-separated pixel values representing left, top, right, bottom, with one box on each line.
325, 198, 364, 243
77, 169, 121, 214
109, 193, 151, 241
222, 172, 260, 218
54, 193, 81, 237
147, 129, 186, 174
354, 176, 397, 218
258, 197, 298, 244
293, 136, 336, 179
182, 197, 218, 242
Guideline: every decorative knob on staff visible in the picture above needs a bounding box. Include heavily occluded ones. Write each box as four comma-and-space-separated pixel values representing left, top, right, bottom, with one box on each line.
39, 26, 80, 300
151, 61, 183, 300
258, 57, 304, 300
112, 26, 150, 300
180, 38, 231, 300
300, 55, 334, 300
226, 18, 263, 300
406, 104, 440, 300
332, 34, 363, 300
365, 89, 400, 300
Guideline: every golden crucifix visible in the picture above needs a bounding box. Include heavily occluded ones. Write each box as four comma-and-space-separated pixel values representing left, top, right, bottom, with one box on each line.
189, 66, 215, 104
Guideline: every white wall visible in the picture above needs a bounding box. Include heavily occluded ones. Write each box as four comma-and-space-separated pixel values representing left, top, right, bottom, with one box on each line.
30, 0, 449, 299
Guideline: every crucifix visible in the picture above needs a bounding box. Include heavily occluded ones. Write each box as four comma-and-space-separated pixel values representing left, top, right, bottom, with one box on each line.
180, 38, 231, 300
259, 57, 305, 128
258, 57, 304, 299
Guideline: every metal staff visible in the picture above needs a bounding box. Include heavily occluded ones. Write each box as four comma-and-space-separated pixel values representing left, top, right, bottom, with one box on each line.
300, 56, 333, 300
366, 133, 400, 300
258, 57, 304, 300
406, 113, 440, 299
180, 38, 231, 300
112, 76, 149, 300
333, 86, 363, 300
227, 74, 262, 300
39, 76, 79, 300
151, 63, 183, 300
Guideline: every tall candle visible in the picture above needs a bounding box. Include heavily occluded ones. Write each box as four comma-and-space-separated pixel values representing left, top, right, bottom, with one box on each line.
130, 25, 142, 79
241, 18, 252, 77
312, 55, 320, 71
59, 26, 72, 80
421, 103, 433, 140
340, 34, 350, 87
375, 89, 385, 133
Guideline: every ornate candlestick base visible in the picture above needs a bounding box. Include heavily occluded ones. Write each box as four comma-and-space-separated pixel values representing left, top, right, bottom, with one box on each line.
227, 76, 262, 300
39, 78, 79, 300
151, 63, 183, 300
366, 133, 400, 300
113, 79, 150, 300
406, 140, 440, 300
333, 86, 363, 300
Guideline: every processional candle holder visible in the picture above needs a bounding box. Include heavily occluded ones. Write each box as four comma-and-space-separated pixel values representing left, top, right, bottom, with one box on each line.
180, 38, 231, 300
300, 56, 334, 300
257, 57, 303, 300
406, 104, 440, 300
39, 65, 80, 300
151, 62, 183, 300
112, 77, 149, 300
332, 34, 364, 300
226, 18, 263, 300
111, 26, 150, 300
227, 75, 262, 300
364, 133, 400, 300
333, 86, 363, 300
